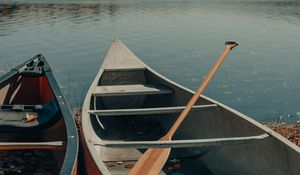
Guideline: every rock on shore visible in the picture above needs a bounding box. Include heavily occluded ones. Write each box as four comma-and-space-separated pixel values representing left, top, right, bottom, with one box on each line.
265, 123, 300, 147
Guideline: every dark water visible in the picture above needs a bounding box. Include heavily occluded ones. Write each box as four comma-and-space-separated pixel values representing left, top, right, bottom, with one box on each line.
0, 0, 300, 122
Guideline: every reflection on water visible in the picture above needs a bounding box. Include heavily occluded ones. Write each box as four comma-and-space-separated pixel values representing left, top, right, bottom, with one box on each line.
0, 4, 124, 36
0, 0, 300, 122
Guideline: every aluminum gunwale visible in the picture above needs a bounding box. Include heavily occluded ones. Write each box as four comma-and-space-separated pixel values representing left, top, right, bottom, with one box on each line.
40, 56, 79, 174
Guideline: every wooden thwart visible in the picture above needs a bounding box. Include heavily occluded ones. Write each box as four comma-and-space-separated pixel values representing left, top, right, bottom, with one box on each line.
94, 133, 269, 149
0, 104, 43, 111
0, 141, 66, 150
88, 104, 217, 116
92, 84, 172, 97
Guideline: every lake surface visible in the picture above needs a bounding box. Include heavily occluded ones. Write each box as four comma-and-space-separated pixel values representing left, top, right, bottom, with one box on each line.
0, 0, 300, 122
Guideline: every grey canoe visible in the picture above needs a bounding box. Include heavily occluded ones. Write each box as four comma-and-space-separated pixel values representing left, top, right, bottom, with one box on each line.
81, 39, 300, 175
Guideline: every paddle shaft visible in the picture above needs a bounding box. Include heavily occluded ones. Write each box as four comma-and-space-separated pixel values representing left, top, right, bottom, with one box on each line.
129, 41, 238, 175
165, 42, 238, 139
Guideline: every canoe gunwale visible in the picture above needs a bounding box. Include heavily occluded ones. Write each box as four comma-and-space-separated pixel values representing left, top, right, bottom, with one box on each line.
81, 68, 111, 174
43, 61, 79, 174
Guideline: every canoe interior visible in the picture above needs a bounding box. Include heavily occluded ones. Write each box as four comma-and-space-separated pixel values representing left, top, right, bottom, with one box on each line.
91, 69, 212, 140
91, 69, 261, 139
89, 68, 300, 175
0, 75, 52, 105
0, 72, 67, 174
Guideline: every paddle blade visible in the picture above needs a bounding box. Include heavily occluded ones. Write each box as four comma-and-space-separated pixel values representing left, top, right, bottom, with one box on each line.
129, 148, 171, 175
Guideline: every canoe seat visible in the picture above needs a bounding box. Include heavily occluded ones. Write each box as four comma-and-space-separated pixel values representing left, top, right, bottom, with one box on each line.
94, 133, 270, 149
0, 141, 65, 150
0, 100, 59, 130
89, 104, 218, 116
92, 84, 172, 97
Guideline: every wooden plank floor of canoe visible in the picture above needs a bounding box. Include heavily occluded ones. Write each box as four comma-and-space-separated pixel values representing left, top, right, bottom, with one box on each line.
95, 146, 166, 174
95, 146, 142, 162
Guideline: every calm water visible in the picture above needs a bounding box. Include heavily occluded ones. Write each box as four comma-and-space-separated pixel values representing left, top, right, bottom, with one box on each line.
0, 0, 300, 122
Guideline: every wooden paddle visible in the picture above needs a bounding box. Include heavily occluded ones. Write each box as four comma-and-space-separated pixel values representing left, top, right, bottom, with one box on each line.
129, 41, 239, 175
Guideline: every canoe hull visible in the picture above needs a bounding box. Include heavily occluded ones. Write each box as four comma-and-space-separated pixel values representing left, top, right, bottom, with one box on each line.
0, 54, 78, 174
81, 39, 300, 175
79, 127, 102, 175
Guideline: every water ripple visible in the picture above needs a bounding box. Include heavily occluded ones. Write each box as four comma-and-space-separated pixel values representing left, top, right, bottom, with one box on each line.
0, 1, 300, 122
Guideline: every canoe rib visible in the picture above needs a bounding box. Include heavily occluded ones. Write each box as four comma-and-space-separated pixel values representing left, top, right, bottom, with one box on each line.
0, 141, 66, 150
88, 104, 217, 116
92, 84, 172, 97
93, 133, 270, 149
